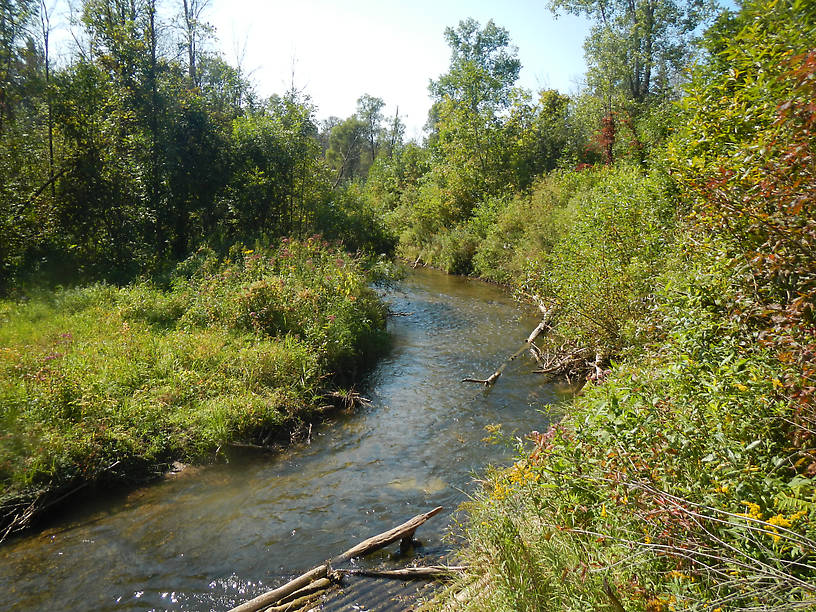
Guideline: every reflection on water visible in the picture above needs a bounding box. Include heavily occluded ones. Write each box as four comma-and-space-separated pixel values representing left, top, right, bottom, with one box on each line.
0, 267, 562, 611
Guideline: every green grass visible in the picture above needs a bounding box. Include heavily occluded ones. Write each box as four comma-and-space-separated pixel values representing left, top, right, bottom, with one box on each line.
0, 237, 387, 529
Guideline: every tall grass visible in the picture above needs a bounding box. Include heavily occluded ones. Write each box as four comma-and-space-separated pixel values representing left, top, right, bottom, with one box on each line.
0, 237, 387, 530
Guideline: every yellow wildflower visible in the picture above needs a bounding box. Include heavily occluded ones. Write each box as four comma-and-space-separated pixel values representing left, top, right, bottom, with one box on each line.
767, 514, 792, 529
740, 501, 763, 520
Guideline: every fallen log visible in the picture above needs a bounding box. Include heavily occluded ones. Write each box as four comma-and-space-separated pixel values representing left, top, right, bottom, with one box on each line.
228, 506, 444, 612
276, 577, 333, 605
462, 315, 552, 387
337, 565, 467, 580
263, 590, 324, 612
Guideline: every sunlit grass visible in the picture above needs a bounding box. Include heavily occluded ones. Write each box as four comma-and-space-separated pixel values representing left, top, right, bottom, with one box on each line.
0, 238, 387, 523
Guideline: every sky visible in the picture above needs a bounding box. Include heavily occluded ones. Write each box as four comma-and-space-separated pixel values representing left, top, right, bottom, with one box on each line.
206, 0, 593, 139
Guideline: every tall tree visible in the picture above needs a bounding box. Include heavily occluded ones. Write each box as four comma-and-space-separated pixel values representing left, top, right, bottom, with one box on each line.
0, 0, 35, 130
326, 114, 366, 186
355, 93, 384, 164
427, 18, 521, 209
38, 0, 53, 196
549, 0, 716, 105
179, 0, 210, 87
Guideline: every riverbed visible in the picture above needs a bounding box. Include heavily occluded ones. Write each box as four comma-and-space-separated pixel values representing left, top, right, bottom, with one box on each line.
0, 267, 562, 611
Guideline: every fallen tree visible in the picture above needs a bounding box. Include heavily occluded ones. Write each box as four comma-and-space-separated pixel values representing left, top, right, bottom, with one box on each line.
228, 506, 446, 612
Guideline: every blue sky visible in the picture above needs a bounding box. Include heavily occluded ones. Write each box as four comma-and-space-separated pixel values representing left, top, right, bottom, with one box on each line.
207, 0, 593, 138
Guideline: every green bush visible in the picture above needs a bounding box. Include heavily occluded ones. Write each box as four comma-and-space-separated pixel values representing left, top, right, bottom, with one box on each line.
521, 166, 675, 352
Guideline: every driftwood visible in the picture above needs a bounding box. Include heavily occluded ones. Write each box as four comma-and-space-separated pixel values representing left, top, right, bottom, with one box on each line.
228, 506, 444, 612
263, 590, 324, 612
337, 565, 466, 580
462, 316, 552, 387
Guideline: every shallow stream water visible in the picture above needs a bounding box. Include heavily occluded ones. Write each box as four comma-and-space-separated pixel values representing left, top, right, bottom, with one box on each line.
0, 267, 562, 611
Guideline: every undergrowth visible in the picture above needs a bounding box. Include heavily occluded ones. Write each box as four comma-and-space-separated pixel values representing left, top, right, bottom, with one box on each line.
428, 0, 816, 609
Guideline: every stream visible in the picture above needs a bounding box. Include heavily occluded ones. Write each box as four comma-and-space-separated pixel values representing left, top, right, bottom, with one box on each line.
0, 267, 563, 611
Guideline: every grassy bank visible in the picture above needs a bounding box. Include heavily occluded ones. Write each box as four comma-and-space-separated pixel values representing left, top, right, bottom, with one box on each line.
0, 237, 388, 536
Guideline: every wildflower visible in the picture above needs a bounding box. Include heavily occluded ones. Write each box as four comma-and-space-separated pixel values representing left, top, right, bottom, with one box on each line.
738, 501, 763, 520
767, 514, 792, 529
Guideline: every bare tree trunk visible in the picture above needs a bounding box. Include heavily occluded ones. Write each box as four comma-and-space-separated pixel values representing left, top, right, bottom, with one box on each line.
39, 0, 55, 198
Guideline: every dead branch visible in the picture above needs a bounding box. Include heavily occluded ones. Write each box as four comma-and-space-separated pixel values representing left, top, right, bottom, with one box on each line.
228, 506, 444, 612
462, 314, 553, 387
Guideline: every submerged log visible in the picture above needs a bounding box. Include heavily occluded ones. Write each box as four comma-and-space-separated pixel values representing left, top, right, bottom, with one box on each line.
228, 506, 444, 612
462, 315, 552, 387
337, 565, 467, 580
263, 590, 324, 612
276, 577, 333, 605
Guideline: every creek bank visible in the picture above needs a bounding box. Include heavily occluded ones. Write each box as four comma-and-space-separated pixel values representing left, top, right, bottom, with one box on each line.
0, 238, 388, 541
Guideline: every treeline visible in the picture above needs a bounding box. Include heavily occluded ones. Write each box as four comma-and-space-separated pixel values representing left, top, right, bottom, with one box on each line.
349, 2, 712, 363
0, 0, 400, 292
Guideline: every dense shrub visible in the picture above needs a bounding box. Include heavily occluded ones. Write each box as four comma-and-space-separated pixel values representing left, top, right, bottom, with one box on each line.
520, 167, 675, 353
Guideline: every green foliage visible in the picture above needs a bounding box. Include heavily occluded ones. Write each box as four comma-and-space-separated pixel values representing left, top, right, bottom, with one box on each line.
550, 0, 716, 104
523, 167, 675, 351
426, 18, 523, 216
471, 173, 590, 284
0, 0, 395, 294
0, 238, 386, 520
669, 0, 816, 452
432, 1, 816, 610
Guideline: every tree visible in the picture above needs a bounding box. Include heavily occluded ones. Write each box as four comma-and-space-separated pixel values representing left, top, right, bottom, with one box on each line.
384, 105, 404, 159
549, 0, 716, 105
355, 93, 384, 164
427, 18, 521, 211
430, 18, 520, 114
0, 0, 36, 131
326, 114, 366, 186
178, 0, 211, 87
